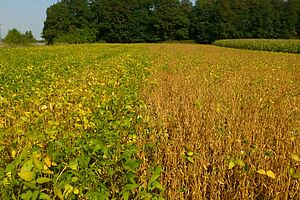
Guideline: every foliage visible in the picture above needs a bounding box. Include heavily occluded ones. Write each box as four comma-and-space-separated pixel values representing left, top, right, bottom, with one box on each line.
213, 39, 300, 53
3, 29, 36, 46
43, 0, 300, 43
54, 29, 96, 44
0, 44, 164, 199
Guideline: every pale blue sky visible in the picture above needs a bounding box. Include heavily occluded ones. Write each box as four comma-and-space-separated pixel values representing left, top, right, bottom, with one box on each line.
0, 0, 196, 40
0, 0, 58, 40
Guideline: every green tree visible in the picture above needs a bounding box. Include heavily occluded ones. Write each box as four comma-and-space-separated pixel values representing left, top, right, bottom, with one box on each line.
43, 0, 94, 44
192, 0, 212, 43
23, 31, 37, 43
152, 0, 190, 41
43, 2, 71, 43
4, 28, 36, 45
4, 28, 23, 45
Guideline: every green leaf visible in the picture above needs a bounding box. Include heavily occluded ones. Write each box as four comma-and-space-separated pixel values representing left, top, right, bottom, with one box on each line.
37, 177, 51, 184
148, 166, 163, 190
18, 171, 36, 182
78, 156, 91, 169
124, 183, 139, 191
69, 160, 78, 171
23, 181, 38, 190
228, 159, 235, 169
33, 157, 44, 170
289, 168, 300, 179
87, 192, 109, 200
151, 181, 165, 192
31, 191, 39, 200
291, 154, 300, 162
266, 170, 276, 179
122, 191, 129, 200
123, 159, 142, 173
20, 159, 33, 172
39, 193, 51, 200
264, 150, 273, 157
20, 191, 32, 200
54, 188, 64, 200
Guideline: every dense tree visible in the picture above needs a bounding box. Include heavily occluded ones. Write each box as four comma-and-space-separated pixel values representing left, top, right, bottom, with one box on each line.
43, 0, 300, 43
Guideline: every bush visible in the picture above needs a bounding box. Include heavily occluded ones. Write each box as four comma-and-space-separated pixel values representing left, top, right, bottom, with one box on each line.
4, 29, 36, 46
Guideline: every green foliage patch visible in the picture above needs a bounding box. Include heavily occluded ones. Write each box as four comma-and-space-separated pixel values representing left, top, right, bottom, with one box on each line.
0, 44, 164, 199
3, 29, 36, 46
213, 39, 300, 54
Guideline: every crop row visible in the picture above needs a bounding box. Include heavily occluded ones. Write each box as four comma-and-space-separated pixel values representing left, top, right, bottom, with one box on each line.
213, 39, 300, 54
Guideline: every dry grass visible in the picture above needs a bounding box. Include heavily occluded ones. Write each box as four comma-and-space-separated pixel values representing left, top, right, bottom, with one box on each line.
142, 44, 300, 199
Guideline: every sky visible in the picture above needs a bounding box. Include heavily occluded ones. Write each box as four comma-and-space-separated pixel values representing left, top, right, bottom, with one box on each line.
0, 0, 58, 40
0, 0, 196, 41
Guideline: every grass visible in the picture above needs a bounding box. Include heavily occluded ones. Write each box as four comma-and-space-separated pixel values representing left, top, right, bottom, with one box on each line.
1, 43, 300, 199
213, 39, 300, 54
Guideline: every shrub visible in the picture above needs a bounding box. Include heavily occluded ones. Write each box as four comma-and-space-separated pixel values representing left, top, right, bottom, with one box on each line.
4, 28, 36, 46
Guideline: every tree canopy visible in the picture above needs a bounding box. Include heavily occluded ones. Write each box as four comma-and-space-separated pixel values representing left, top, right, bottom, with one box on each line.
43, 0, 300, 44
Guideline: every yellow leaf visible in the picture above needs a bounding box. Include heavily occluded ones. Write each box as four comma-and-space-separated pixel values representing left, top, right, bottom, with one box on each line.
73, 188, 79, 194
44, 156, 52, 167
20, 159, 33, 172
69, 161, 78, 171
257, 169, 266, 175
290, 136, 296, 142
235, 159, 245, 167
266, 170, 276, 179
41, 105, 48, 110
11, 150, 16, 158
228, 159, 235, 169
42, 169, 54, 175
18, 171, 36, 182
33, 158, 44, 170
54, 188, 64, 200
216, 104, 221, 113
64, 184, 74, 197
291, 154, 300, 162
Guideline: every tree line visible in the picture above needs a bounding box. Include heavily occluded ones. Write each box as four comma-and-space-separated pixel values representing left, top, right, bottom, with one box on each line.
42, 0, 300, 44
3, 29, 36, 46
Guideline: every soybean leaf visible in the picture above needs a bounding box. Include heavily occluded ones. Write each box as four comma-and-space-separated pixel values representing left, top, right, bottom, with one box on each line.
266, 170, 276, 179
37, 177, 51, 184
228, 159, 235, 170
257, 169, 266, 175
18, 171, 36, 182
